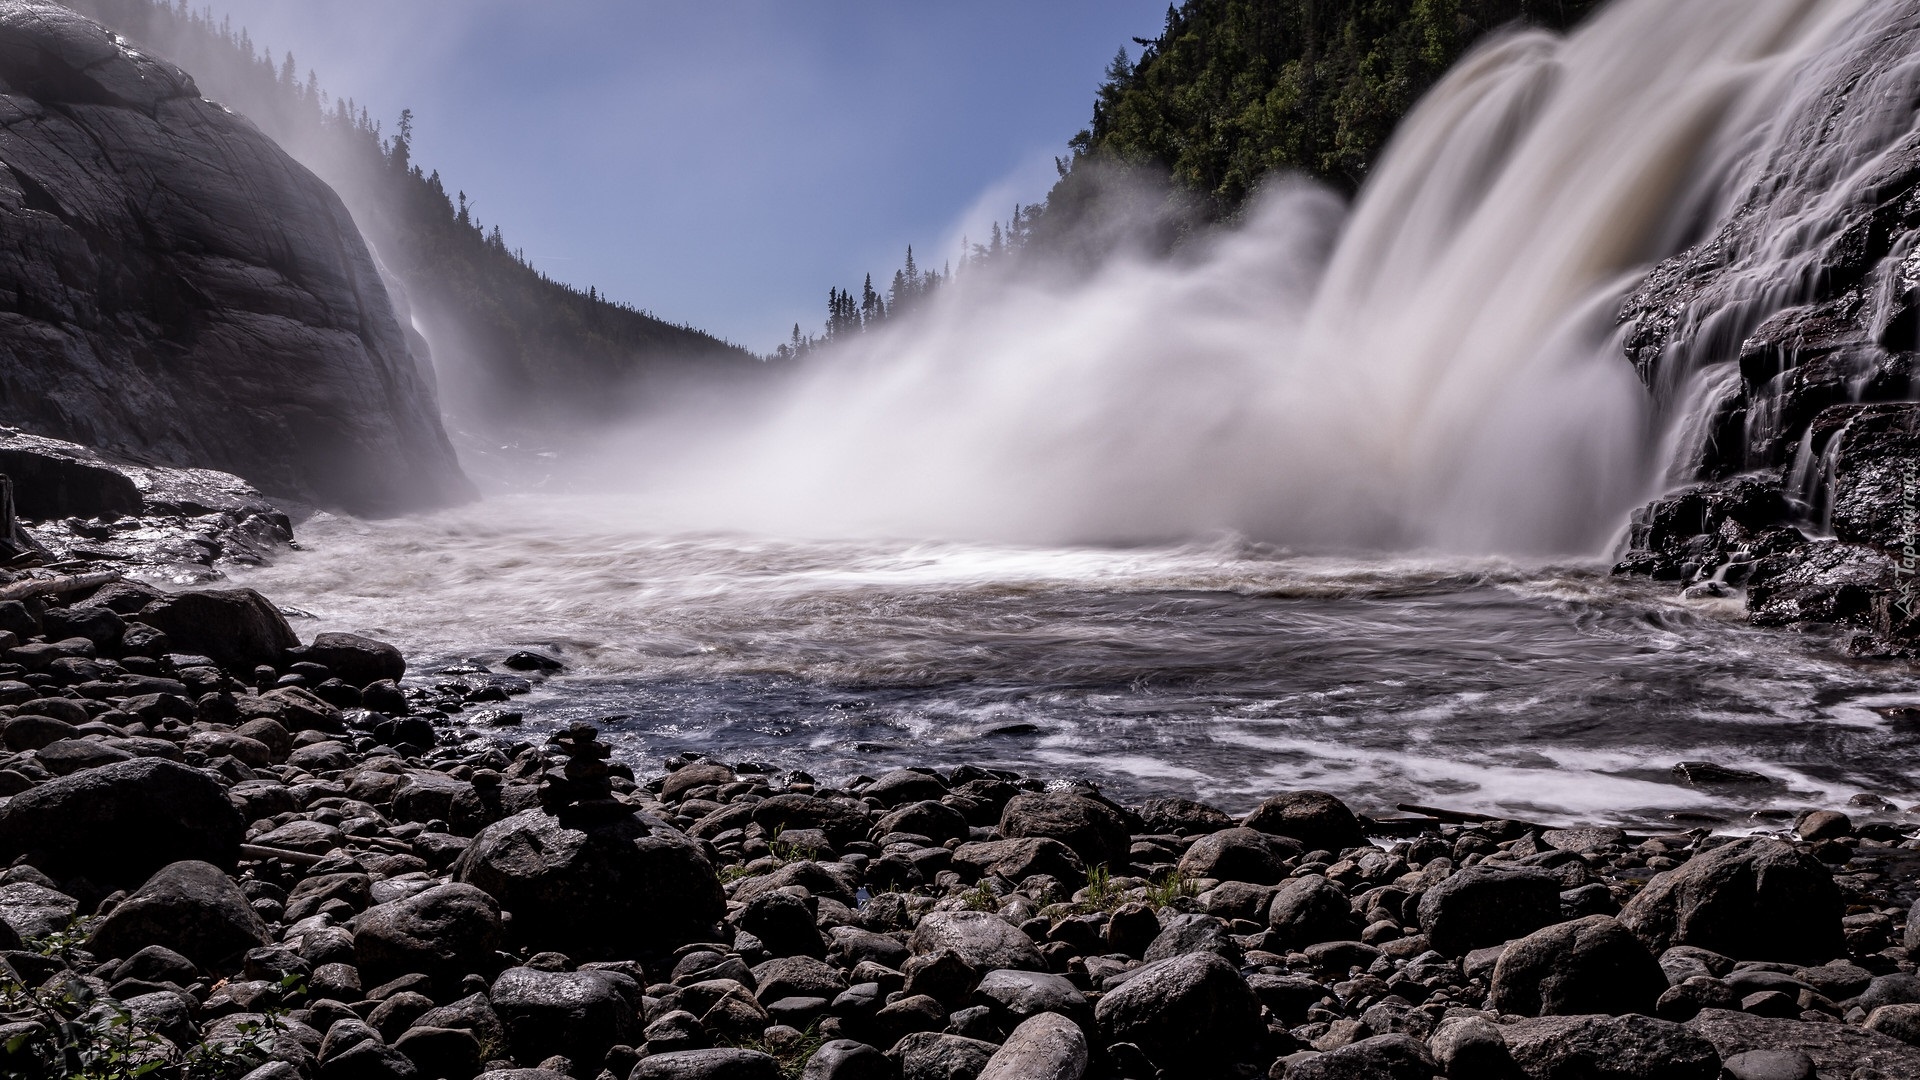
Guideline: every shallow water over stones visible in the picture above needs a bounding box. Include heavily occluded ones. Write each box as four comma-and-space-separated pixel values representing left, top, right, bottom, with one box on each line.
234, 498, 1920, 831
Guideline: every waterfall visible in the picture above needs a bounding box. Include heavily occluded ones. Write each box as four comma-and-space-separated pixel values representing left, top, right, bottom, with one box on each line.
624, 0, 1912, 556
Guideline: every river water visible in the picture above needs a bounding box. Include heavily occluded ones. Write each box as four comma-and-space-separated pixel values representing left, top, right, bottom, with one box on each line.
234, 496, 1920, 830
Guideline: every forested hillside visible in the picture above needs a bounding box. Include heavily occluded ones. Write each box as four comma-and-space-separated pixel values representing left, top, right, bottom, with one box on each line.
68, 0, 761, 433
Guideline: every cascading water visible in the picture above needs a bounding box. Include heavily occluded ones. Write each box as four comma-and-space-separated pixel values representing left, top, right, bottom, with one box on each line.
608, 0, 1885, 556
236, 0, 1920, 823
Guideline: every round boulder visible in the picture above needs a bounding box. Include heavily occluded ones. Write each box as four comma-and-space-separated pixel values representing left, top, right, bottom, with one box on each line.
455, 809, 724, 960
910, 911, 1045, 972
1617, 837, 1842, 963
999, 792, 1131, 870
1092, 951, 1261, 1070
1240, 790, 1367, 853
353, 882, 503, 993
1489, 915, 1668, 1017
88, 860, 268, 968
297, 631, 406, 687
0, 757, 243, 886
1416, 866, 1562, 956
1176, 826, 1300, 885
1266, 874, 1361, 948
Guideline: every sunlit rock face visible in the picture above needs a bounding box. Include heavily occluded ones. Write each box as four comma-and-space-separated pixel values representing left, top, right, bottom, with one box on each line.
0, 1, 471, 514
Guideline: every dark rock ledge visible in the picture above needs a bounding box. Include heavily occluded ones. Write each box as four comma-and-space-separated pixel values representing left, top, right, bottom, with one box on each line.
0, 564, 1915, 1079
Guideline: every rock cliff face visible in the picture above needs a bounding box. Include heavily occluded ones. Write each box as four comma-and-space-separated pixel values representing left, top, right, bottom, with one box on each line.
0, 1, 471, 514
1615, 5, 1920, 652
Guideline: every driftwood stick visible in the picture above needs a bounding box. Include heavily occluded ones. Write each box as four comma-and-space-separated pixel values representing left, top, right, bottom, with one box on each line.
1396, 802, 1547, 832
0, 569, 121, 601
238, 843, 327, 866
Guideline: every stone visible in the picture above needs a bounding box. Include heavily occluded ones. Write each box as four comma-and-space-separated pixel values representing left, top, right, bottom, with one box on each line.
950, 838, 1086, 888
1241, 790, 1367, 852
1428, 1015, 1514, 1077
750, 794, 873, 848
298, 633, 406, 687
874, 800, 970, 846
1137, 796, 1235, 835
752, 955, 848, 1005
1175, 826, 1300, 884
136, 590, 298, 673
393, 1026, 482, 1080
454, 808, 724, 960
1416, 866, 1562, 955
1686, 1009, 1920, 1078
741, 890, 827, 959
1502, 1014, 1720, 1079
909, 911, 1045, 972
352, 883, 503, 994
1092, 952, 1261, 1069
87, 860, 268, 968
1266, 874, 1361, 948
1616, 838, 1842, 962
974, 969, 1090, 1030
630, 1049, 780, 1079
0, 757, 242, 885
998, 792, 1131, 869
490, 966, 635, 1072
0, 881, 77, 939
885, 1032, 999, 1080
977, 1012, 1087, 1080
0, 3, 469, 512
1719, 1049, 1814, 1080
660, 762, 737, 802
1285, 1034, 1439, 1080
1865, 1003, 1920, 1046
1489, 915, 1669, 1017
800, 1039, 891, 1080
1142, 912, 1242, 965
864, 769, 950, 806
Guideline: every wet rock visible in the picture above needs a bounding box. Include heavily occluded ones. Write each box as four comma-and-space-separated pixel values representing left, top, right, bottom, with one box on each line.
977, 1012, 1086, 1080
1092, 951, 1261, 1070
490, 966, 635, 1072
999, 792, 1131, 869
885, 1032, 999, 1080
1416, 866, 1562, 956
0, 756, 242, 885
1138, 795, 1235, 835
910, 911, 1045, 972
1286, 1033, 1440, 1080
629, 1045, 779, 1068
799, 1039, 890, 1080
1502, 1014, 1721, 1079
87, 860, 269, 968
865, 768, 950, 807
137, 589, 298, 673
1241, 790, 1367, 853
1616, 838, 1842, 962
298, 633, 407, 688
1745, 541, 1899, 632
1489, 915, 1669, 1017
1685, 1008, 1920, 1078
1175, 826, 1300, 884
352, 883, 503, 994
455, 808, 724, 960
1267, 874, 1361, 948
950, 838, 1086, 888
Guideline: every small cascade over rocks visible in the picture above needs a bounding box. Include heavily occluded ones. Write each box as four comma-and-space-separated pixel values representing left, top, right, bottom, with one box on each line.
1614, 2, 1920, 651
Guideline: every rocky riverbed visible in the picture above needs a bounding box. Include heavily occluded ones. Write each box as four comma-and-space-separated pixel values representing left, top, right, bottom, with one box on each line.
0, 570, 1917, 1080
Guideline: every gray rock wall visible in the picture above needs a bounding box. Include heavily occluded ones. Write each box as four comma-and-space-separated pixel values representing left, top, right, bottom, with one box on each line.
0, 1, 471, 514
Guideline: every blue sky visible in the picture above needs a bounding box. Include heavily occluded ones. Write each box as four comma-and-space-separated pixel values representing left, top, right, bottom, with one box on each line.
203, 1, 1171, 351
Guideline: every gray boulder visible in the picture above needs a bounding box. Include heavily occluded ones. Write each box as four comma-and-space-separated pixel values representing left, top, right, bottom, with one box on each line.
631, 1049, 780, 1079
1285, 1034, 1438, 1080
909, 911, 1044, 972
998, 793, 1131, 869
1617, 838, 1842, 962
1489, 915, 1668, 1017
977, 1012, 1087, 1080
1685, 1008, 1920, 1075
1092, 952, 1261, 1069
490, 966, 635, 1072
886, 1032, 999, 1080
1241, 790, 1367, 852
87, 860, 266, 968
0, 756, 242, 885
1175, 826, 1299, 884
800, 1039, 891, 1080
1502, 1014, 1720, 1079
1266, 874, 1360, 948
0, 1, 469, 512
352, 883, 502, 994
454, 808, 723, 959
1416, 866, 1561, 956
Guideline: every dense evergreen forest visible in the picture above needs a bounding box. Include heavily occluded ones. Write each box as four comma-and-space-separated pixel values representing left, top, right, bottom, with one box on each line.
817, 0, 1604, 335
69, 0, 760, 432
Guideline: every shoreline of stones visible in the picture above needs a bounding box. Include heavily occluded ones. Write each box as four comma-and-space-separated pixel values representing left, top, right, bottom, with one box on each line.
0, 582, 1917, 1079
